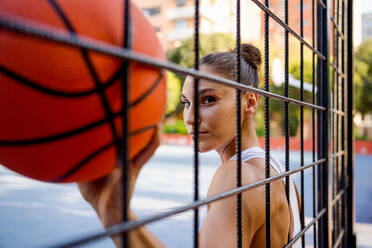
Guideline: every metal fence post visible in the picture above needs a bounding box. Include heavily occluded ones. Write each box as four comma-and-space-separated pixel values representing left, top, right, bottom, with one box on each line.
346, 0, 357, 247
317, 0, 331, 247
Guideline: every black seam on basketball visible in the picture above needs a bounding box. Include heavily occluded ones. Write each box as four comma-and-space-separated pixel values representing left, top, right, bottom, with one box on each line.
50, 124, 156, 182
51, 141, 115, 182
0, 118, 107, 146
79, 50, 120, 147
129, 71, 164, 108
0, 107, 158, 146
48, 0, 74, 32
129, 124, 157, 137
0, 64, 122, 97
48, 0, 120, 153
0, 65, 123, 146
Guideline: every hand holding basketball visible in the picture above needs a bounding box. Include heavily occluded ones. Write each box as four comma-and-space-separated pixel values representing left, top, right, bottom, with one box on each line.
77, 124, 162, 247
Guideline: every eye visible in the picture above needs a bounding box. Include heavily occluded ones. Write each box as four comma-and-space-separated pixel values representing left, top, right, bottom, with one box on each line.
181, 100, 190, 107
201, 96, 216, 105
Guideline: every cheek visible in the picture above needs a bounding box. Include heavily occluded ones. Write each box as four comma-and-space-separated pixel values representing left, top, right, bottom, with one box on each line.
197, 105, 236, 152
217, 113, 236, 139
183, 110, 191, 133
182, 109, 186, 123
205, 105, 236, 138
200, 107, 217, 128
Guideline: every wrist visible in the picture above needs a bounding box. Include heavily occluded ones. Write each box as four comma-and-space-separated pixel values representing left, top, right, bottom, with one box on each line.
128, 209, 138, 221
97, 179, 138, 227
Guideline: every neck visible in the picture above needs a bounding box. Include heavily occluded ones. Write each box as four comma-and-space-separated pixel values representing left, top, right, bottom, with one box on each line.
216, 121, 260, 163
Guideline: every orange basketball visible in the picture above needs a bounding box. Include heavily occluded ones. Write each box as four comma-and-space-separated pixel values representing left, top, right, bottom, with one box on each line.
0, 0, 166, 182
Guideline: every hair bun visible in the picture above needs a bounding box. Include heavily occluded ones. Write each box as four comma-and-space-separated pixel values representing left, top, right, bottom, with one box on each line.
234, 44, 262, 71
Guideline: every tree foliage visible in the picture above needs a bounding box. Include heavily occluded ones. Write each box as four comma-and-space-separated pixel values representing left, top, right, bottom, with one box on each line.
257, 57, 314, 137
165, 71, 182, 116
354, 39, 372, 117
167, 33, 236, 69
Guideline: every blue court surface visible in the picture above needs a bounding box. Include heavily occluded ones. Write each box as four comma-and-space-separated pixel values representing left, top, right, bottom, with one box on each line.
0, 145, 371, 247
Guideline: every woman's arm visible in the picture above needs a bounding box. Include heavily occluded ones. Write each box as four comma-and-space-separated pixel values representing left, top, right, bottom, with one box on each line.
127, 210, 166, 248
77, 126, 166, 248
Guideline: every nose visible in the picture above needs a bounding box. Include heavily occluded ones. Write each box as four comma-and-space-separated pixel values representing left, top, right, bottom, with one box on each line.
184, 103, 200, 127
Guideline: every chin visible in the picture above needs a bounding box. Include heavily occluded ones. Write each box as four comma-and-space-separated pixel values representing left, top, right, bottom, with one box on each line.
197, 142, 215, 153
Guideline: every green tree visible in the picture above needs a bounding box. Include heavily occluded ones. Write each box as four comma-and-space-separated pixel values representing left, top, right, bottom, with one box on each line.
289, 59, 314, 87
167, 33, 236, 69
261, 57, 314, 137
355, 39, 372, 118
266, 84, 303, 137
165, 71, 182, 116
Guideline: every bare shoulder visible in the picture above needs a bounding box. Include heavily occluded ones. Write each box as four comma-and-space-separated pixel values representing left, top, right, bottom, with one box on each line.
200, 160, 266, 245
207, 160, 266, 222
208, 160, 262, 195
207, 159, 288, 222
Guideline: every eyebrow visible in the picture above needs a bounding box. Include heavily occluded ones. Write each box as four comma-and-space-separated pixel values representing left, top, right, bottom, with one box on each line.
181, 88, 218, 99
199, 88, 218, 94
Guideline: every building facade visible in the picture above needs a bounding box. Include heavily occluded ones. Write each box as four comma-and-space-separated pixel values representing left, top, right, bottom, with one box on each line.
134, 0, 361, 53
260, 0, 314, 42
134, 0, 261, 51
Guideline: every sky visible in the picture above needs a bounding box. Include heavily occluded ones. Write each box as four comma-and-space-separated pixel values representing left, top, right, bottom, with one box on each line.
358, 0, 372, 14
353, 0, 371, 46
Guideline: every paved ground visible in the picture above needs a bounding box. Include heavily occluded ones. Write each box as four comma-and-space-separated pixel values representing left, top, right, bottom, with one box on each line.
0, 145, 371, 247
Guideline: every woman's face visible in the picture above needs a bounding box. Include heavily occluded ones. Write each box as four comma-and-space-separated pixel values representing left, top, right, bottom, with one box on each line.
181, 65, 239, 153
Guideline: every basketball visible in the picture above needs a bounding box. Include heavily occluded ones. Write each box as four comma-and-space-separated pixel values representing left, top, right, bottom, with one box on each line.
0, 0, 166, 182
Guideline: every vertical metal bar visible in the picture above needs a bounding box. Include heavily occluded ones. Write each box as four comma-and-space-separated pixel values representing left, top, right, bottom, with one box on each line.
264, 0, 271, 247
326, 0, 332, 244
317, 0, 331, 246
300, 0, 305, 246
312, 0, 318, 247
332, 0, 338, 241
284, 3, 290, 244
193, 0, 200, 247
121, 0, 131, 247
331, 10, 336, 244
336, 69, 340, 246
346, 0, 356, 246
339, 2, 344, 244
341, 2, 347, 246
336, 0, 341, 242
235, 0, 242, 247
316, 1, 323, 245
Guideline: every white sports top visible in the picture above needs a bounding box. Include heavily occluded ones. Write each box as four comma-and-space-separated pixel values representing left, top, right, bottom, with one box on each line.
199, 146, 301, 248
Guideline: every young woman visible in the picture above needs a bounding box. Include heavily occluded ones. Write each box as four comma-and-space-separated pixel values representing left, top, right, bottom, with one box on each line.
78, 43, 301, 248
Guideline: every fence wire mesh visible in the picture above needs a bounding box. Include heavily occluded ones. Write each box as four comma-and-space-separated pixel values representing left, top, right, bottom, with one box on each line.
0, 0, 356, 247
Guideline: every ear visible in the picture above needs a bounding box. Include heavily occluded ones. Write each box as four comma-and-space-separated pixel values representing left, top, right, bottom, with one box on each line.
243, 93, 258, 115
